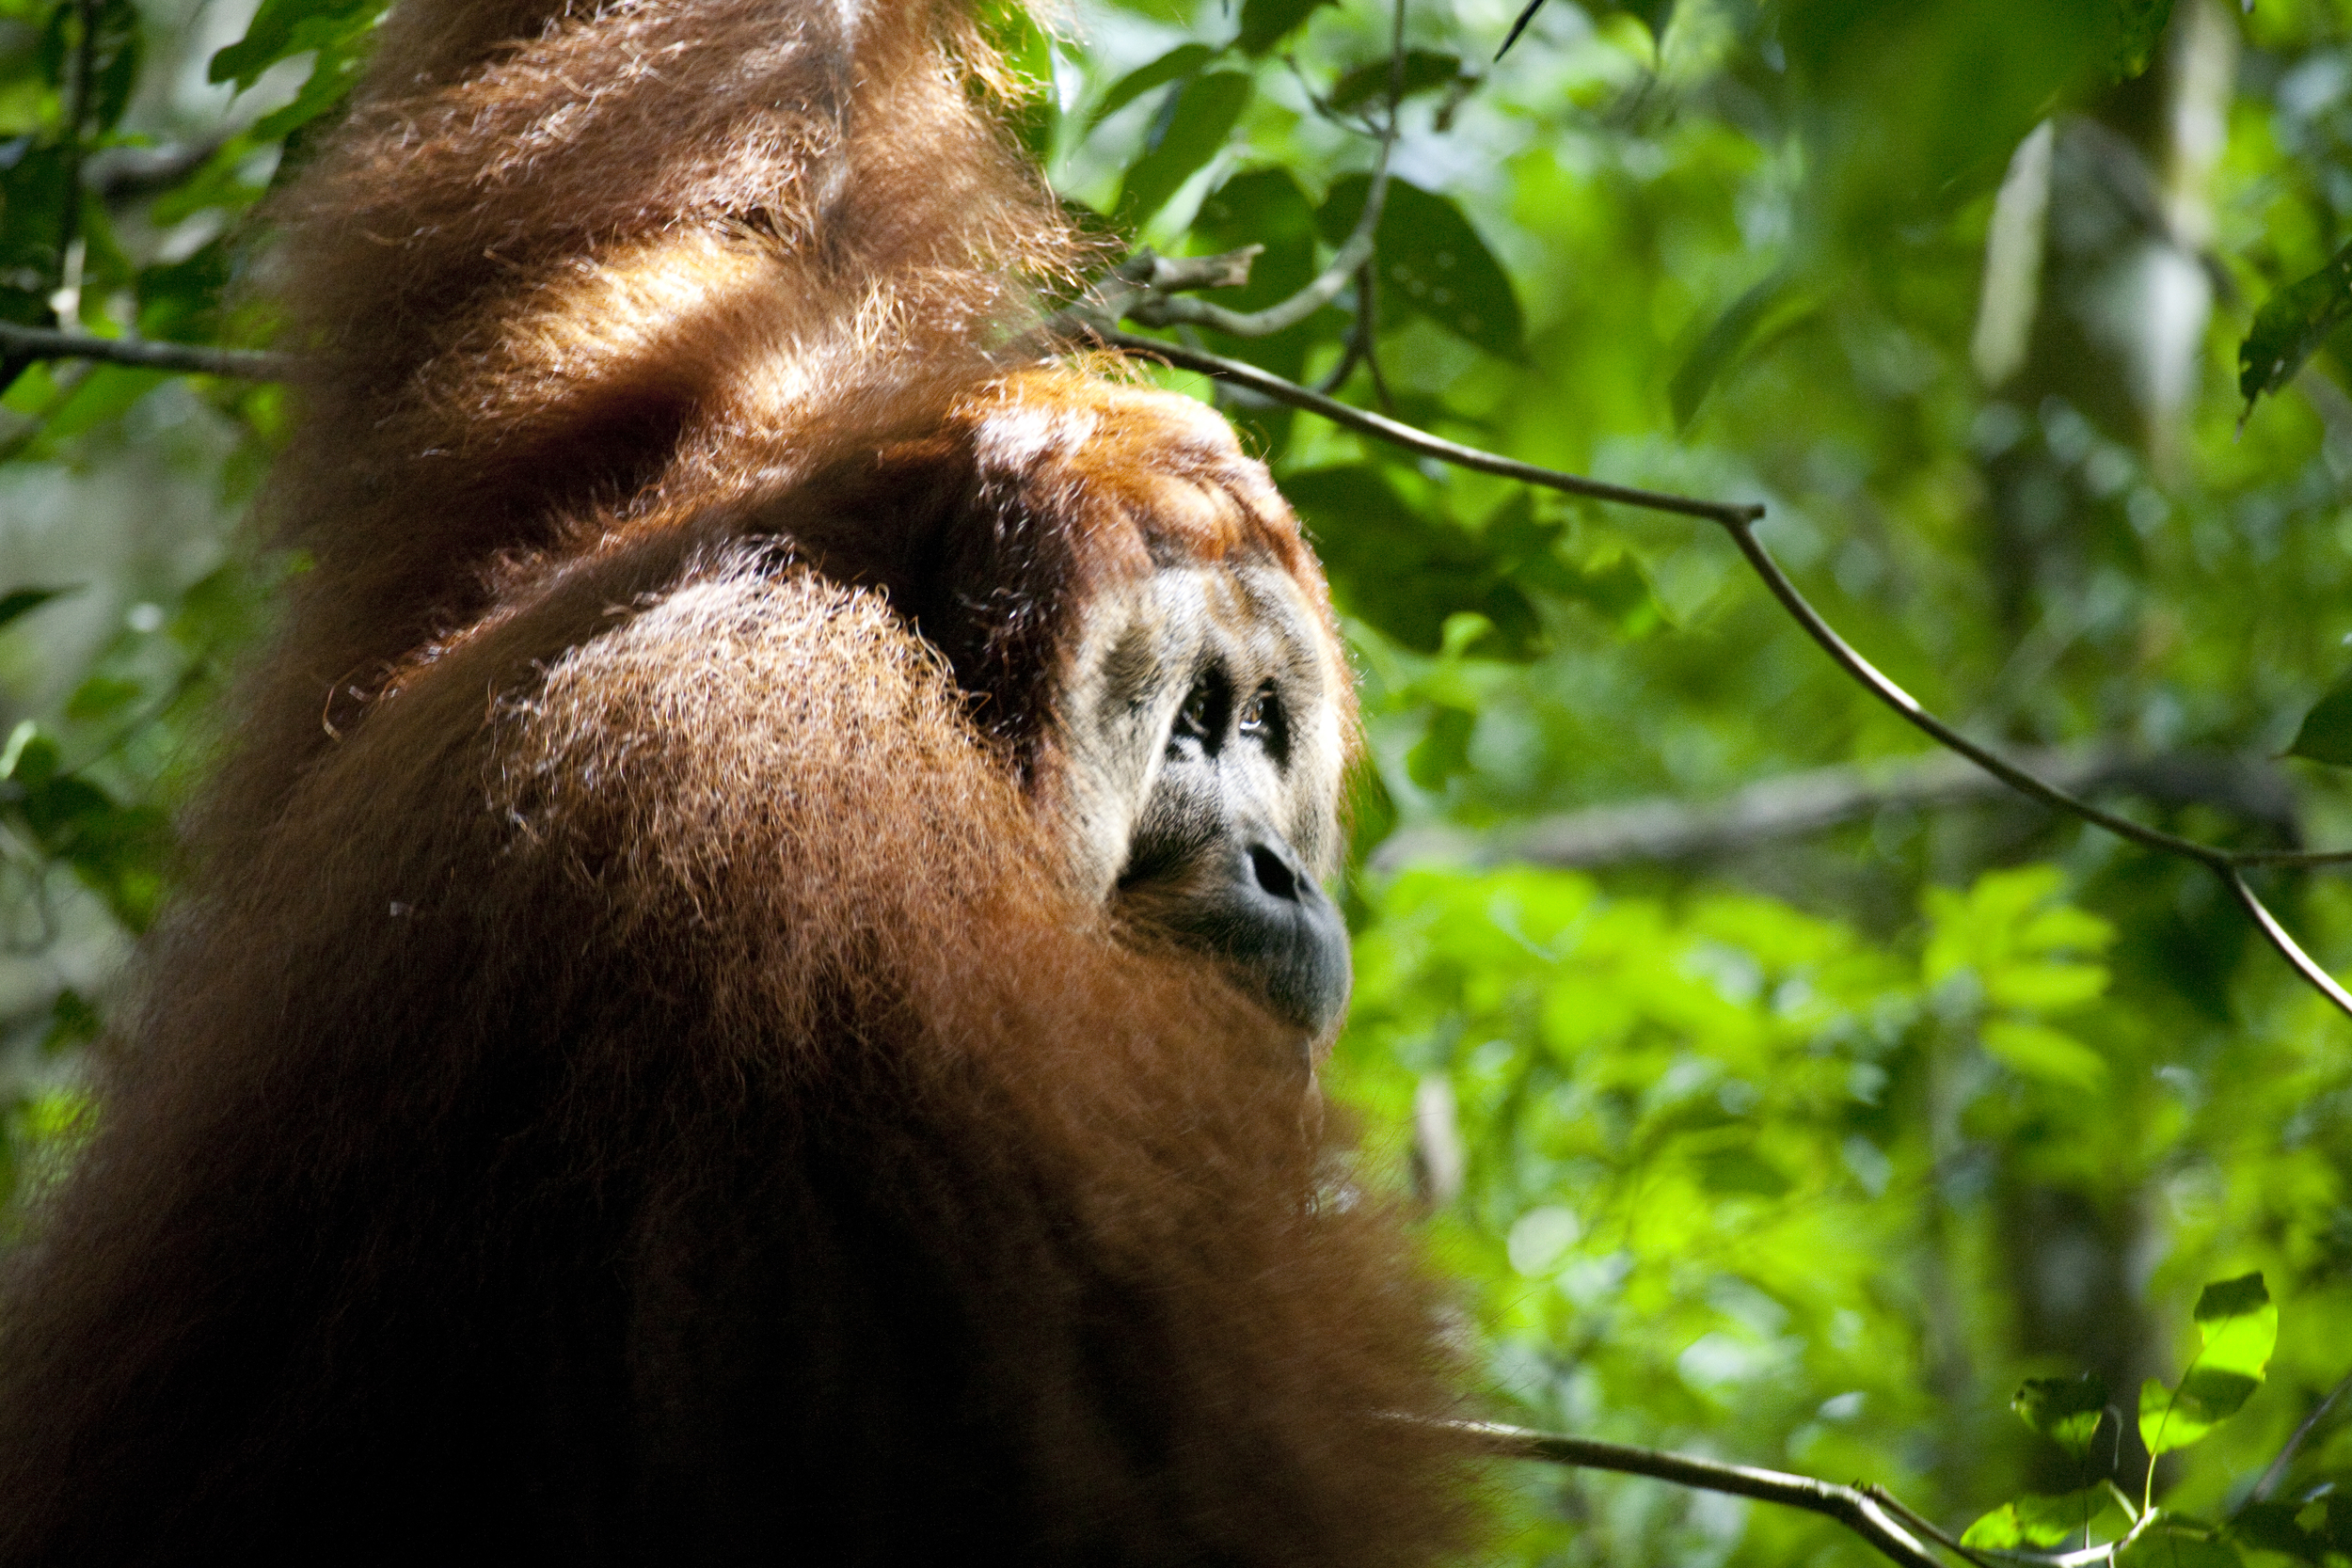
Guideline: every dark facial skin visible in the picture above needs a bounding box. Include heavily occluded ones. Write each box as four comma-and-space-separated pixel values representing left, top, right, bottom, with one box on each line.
1115, 663, 1352, 1040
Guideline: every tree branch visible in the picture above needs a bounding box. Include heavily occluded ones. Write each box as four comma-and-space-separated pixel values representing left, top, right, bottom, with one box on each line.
1094, 329, 2352, 1022
1451, 1420, 1951, 1568
1372, 747, 2297, 874
2250, 1368, 2352, 1503
0, 323, 294, 380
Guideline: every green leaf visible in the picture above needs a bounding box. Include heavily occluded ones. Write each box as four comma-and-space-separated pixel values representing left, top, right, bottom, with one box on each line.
1695, 1146, 1789, 1197
1234, 0, 1336, 56
2192, 1272, 2276, 1380
2240, 243, 2352, 425
979, 0, 1057, 159
2108, 0, 2175, 80
1285, 466, 1548, 656
1190, 166, 1327, 386
1089, 42, 1217, 129
0, 586, 73, 631
1318, 176, 1523, 359
2013, 1373, 2110, 1461
39, 364, 167, 440
2288, 668, 2352, 767
209, 0, 379, 88
1979, 1022, 2107, 1091
63, 674, 140, 722
40, 988, 100, 1055
0, 141, 71, 287
1983, 960, 2108, 1012
135, 237, 234, 343
1963, 1488, 2133, 1551
1406, 705, 1476, 791
1669, 272, 1820, 431
2140, 1368, 2262, 1457
1116, 71, 1250, 230
1327, 51, 1469, 113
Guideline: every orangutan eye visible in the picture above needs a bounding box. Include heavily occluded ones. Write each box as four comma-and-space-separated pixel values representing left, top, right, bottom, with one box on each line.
1238, 687, 1272, 740
1173, 673, 1218, 743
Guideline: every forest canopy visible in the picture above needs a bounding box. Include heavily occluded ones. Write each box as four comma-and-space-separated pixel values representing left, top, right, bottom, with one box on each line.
5, 0, 2352, 1561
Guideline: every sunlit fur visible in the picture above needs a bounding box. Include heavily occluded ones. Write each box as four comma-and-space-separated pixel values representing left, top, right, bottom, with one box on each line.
0, 1, 1470, 1563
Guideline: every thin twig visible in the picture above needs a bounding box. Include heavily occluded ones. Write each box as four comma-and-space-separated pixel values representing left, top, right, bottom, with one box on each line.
1098, 330, 2352, 1021
1452, 1419, 1949, 1568
0, 324, 294, 380
1315, 263, 1378, 392
2250, 1368, 2352, 1503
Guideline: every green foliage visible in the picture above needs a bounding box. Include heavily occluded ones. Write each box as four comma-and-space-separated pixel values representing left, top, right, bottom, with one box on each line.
1964, 1274, 2280, 1566
2288, 662, 2352, 767
1317, 174, 1523, 358
1325, 49, 1468, 113
1115, 70, 1251, 226
2140, 1274, 2277, 1464
16, 1, 2352, 1564
2012, 1371, 2110, 1462
2241, 244, 2352, 425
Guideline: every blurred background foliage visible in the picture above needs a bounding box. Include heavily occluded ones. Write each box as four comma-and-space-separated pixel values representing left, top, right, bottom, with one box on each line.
6, 0, 2352, 1561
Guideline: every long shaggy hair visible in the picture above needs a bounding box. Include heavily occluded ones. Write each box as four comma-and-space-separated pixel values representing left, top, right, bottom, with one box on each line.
0, 3, 1474, 1563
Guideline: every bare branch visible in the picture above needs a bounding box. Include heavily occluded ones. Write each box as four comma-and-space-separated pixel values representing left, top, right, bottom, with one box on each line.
1450, 1419, 1949, 1568
1372, 747, 2296, 874
0, 323, 294, 380
2250, 1367, 2352, 1503
1097, 330, 2352, 1022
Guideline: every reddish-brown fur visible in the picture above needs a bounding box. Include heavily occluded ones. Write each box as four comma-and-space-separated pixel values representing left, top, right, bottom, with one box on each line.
0, 2, 1470, 1562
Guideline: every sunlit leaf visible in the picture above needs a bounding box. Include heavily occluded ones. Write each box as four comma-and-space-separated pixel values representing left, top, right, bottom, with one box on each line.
1505, 1205, 1581, 1275
2240, 243, 2352, 426
1979, 1021, 2106, 1090
1963, 1488, 2132, 1551
2140, 1368, 2262, 1458
2192, 1273, 2276, 1381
